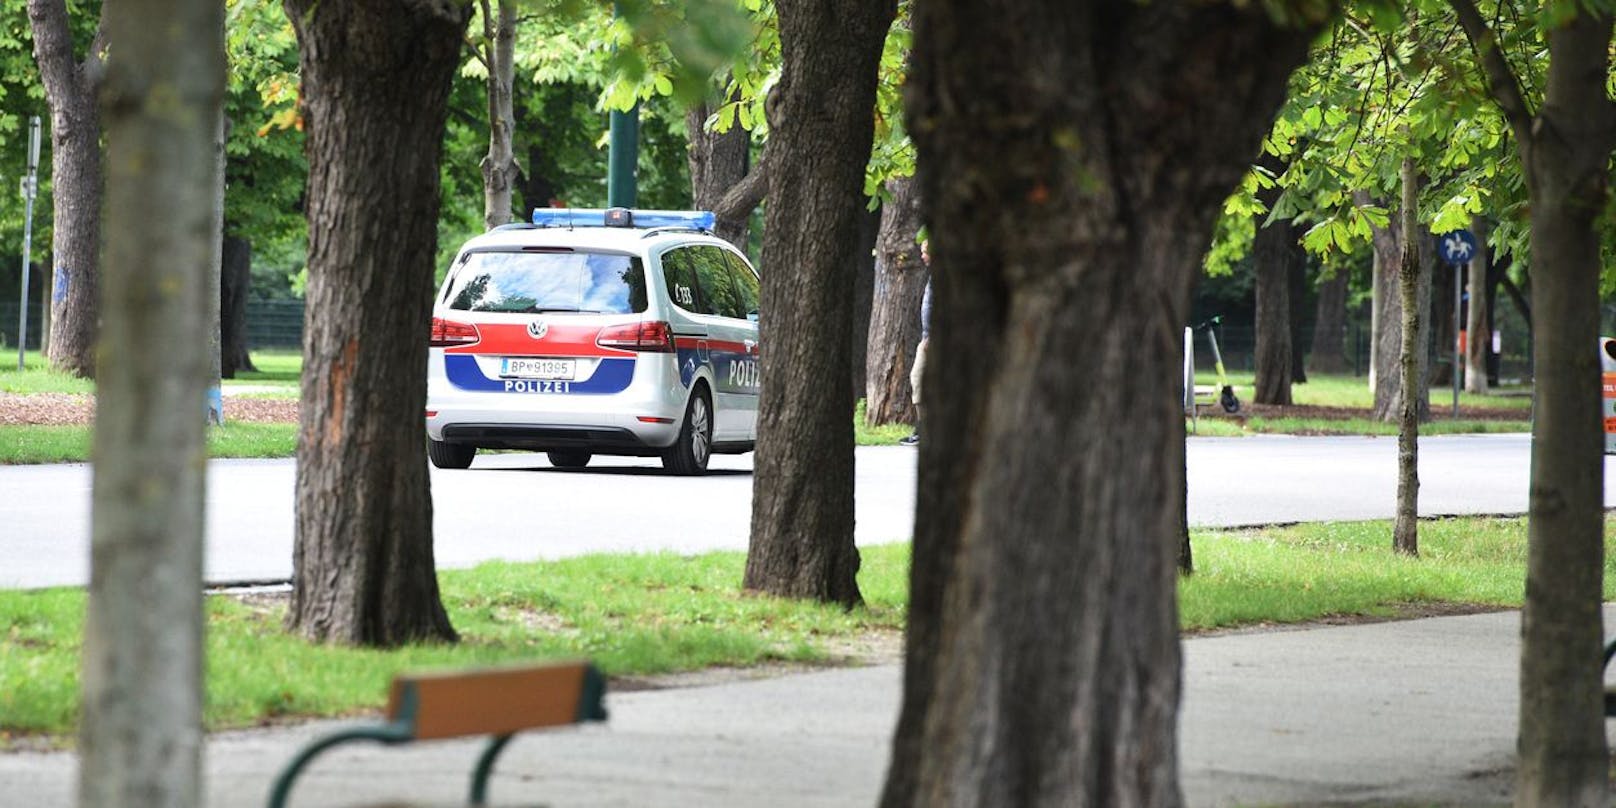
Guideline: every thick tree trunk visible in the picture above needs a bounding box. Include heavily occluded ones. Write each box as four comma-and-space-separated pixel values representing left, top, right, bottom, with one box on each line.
79, 0, 222, 805
1252, 154, 1295, 405
283, 0, 467, 646
1309, 265, 1350, 374
864, 177, 926, 425
220, 235, 257, 378
1289, 257, 1309, 384
1391, 157, 1423, 557
880, 3, 1314, 805
687, 92, 755, 248
27, 0, 103, 379
1453, 3, 1614, 802
743, 0, 895, 606
851, 203, 879, 403
1465, 216, 1490, 393
479, 0, 517, 230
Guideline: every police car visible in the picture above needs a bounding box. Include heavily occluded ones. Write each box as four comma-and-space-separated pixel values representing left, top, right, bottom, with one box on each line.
426, 208, 761, 474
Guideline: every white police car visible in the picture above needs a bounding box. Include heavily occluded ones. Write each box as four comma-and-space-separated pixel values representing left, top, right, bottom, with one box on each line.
425, 208, 761, 474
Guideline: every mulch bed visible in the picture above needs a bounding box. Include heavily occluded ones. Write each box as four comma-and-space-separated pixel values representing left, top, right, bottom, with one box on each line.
0, 393, 299, 426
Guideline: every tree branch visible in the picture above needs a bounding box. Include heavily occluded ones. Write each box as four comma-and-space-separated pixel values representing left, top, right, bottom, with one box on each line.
714, 154, 769, 223
1448, 0, 1533, 143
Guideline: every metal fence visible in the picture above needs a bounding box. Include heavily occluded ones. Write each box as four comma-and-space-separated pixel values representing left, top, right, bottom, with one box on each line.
246, 299, 304, 349
0, 301, 44, 351
1192, 319, 1536, 383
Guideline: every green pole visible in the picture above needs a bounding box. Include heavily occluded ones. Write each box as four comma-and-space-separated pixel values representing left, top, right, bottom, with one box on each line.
607, 103, 640, 208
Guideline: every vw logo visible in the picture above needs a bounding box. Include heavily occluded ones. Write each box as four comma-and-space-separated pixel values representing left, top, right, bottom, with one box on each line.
526, 321, 548, 340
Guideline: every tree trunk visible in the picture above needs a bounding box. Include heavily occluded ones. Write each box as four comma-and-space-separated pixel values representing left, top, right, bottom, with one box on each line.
27, 0, 104, 379
480, 0, 517, 230
1252, 154, 1294, 405
1309, 265, 1350, 374
220, 235, 257, 378
1391, 156, 1423, 557
79, 0, 222, 804
283, 0, 467, 646
1464, 216, 1490, 393
880, 3, 1314, 805
207, 107, 226, 425
1369, 190, 1431, 423
1289, 256, 1309, 383
851, 202, 879, 403
742, 0, 896, 606
1452, 2, 1615, 801
864, 176, 926, 425
687, 91, 755, 248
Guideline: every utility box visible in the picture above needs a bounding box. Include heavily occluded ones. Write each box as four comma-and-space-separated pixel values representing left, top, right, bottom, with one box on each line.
1604, 337, 1616, 454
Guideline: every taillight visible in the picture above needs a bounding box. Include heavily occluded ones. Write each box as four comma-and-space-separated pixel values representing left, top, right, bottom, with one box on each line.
597, 320, 674, 353
429, 317, 480, 347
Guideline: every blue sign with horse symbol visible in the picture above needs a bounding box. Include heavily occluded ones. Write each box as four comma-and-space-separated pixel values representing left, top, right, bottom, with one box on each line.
1437, 230, 1478, 265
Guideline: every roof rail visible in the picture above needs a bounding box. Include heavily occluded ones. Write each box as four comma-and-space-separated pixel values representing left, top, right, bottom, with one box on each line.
639, 226, 711, 239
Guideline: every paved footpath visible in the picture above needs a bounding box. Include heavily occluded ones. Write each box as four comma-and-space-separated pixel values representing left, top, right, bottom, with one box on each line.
5, 607, 1585, 807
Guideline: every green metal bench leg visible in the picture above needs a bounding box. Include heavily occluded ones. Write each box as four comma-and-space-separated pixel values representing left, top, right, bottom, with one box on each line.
267, 723, 413, 808
469, 733, 516, 805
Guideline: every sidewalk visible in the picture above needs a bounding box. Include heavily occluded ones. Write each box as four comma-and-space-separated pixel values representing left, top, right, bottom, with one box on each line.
3, 609, 1555, 807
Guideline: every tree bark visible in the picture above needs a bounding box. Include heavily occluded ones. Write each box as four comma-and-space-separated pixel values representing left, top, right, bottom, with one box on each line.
1452, 2, 1614, 802
864, 176, 926, 425
27, 0, 104, 378
687, 91, 755, 248
743, 0, 896, 606
851, 202, 880, 403
1464, 216, 1489, 393
880, 2, 1315, 805
283, 0, 467, 646
1252, 154, 1295, 405
1391, 156, 1423, 557
1308, 264, 1350, 374
220, 235, 257, 378
1289, 256, 1309, 384
479, 0, 517, 230
1369, 190, 1431, 423
79, 0, 222, 804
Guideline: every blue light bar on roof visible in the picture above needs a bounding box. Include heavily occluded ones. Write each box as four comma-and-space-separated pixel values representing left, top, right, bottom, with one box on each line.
531, 207, 716, 231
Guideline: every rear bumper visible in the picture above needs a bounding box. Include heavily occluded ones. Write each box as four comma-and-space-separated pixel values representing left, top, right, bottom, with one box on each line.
438, 423, 666, 455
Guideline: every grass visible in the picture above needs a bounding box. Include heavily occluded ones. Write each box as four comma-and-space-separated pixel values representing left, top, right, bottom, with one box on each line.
0, 351, 94, 395
0, 544, 911, 741
3, 516, 1611, 744
0, 423, 297, 465
0, 360, 1533, 467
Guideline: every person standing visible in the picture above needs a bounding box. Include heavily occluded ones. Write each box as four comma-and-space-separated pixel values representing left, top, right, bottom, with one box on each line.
899, 241, 931, 446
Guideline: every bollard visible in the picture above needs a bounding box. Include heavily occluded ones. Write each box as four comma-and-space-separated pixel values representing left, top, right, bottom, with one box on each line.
1603, 337, 1616, 455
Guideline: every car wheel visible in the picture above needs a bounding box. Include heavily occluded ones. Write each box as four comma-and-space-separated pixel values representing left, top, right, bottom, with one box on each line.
546, 451, 592, 469
661, 389, 712, 475
428, 439, 475, 470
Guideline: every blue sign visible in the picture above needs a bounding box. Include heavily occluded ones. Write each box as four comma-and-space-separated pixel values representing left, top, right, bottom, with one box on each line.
1437, 230, 1478, 265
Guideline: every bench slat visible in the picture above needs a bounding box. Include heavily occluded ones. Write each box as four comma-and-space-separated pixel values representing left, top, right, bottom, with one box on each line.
388, 661, 605, 741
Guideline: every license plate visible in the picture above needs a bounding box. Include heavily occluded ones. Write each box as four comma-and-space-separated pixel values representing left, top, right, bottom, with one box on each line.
500, 357, 575, 380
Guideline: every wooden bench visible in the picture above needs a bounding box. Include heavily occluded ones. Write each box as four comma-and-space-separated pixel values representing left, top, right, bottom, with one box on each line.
268, 660, 608, 808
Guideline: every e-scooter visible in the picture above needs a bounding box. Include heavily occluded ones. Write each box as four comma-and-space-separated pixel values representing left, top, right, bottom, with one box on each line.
1194, 316, 1241, 414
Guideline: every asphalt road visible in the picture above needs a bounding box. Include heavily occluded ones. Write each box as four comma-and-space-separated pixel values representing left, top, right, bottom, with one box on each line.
2, 433, 1611, 590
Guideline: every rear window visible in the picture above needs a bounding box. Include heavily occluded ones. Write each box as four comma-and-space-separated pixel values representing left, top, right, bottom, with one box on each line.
442, 251, 647, 314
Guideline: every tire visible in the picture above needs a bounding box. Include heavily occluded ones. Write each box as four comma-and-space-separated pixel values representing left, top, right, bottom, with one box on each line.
546, 451, 592, 469
428, 438, 475, 469
661, 389, 712, 475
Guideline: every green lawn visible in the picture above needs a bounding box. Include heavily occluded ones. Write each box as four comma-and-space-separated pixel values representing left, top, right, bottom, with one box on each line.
3, 515, 1609, 744
1, 357, 1533, 466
